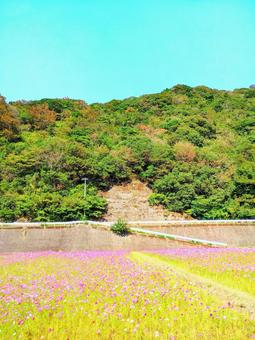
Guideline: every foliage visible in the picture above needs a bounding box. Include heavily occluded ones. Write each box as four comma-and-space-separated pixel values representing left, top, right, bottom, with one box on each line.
0, 96, 20, 141
1, 85, 255, 220
110, 219, 130, 236
0, 188, 107, 222
173, 141, 196, 162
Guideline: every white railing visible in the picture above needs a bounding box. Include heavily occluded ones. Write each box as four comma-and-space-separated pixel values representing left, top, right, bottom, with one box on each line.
126, 219, 255, 225
131, 227, 227, 247
0, 219, 255, 228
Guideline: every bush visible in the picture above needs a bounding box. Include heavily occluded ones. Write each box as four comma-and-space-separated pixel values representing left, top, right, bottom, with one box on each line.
148, 193, 168, 206
111, 219, 130, 236
174, 141, 196, 162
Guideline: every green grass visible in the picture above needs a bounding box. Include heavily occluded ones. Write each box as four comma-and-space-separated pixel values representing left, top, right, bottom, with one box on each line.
148, 248, 255, 296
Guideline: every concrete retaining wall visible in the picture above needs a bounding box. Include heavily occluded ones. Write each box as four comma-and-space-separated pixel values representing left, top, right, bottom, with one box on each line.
0, 225, 188, 252
1, 221, 254, 252
137, 223, 255, 246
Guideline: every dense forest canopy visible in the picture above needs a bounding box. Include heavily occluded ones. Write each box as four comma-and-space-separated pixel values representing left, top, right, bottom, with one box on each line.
0, 85, 254, 222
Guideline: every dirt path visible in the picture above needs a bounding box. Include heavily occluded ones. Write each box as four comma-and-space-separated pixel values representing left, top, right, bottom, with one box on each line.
130, 252, 255, 317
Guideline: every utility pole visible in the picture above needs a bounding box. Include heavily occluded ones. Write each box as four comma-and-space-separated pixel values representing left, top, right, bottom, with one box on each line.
82, 177, 88, 220
82, 177, 88, 198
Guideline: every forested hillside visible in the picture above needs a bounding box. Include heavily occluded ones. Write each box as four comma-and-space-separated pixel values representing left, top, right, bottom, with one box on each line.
0, 85, 254, 222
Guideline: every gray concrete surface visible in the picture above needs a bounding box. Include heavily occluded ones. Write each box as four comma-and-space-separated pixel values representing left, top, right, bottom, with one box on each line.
0, 224, 189, 252
1, 220, 254, 252
140, 223, 255, 246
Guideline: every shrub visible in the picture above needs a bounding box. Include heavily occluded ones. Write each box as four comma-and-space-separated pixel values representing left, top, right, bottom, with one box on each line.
148, 193, 168, 206
174, 141, 196, 162
111, 219, 130, 236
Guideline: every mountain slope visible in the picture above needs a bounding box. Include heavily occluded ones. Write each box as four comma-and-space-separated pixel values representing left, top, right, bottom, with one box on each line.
0, 85, 254, 222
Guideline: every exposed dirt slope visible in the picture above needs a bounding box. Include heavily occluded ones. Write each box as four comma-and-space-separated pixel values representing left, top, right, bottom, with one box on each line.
101, 179, 186, 221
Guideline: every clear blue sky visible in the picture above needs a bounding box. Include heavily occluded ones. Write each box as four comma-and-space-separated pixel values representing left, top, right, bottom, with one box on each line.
1, 0, 255, 103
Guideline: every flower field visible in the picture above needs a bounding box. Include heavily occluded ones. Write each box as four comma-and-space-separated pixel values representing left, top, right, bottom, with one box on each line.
0, 250, 255, 339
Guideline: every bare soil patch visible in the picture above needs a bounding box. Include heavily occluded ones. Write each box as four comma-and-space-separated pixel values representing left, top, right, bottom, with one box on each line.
101, 179, 187, 221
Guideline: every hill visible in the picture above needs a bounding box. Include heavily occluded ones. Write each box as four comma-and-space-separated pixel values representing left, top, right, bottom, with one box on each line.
0, 84, 254, 221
